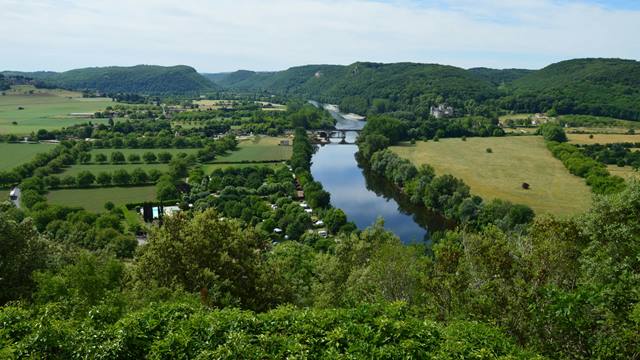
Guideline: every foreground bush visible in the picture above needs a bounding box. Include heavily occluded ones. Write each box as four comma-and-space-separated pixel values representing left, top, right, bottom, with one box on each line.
0, 302, 540, 359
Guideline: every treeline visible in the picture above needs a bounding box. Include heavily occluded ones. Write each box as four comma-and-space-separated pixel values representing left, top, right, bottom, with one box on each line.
40, 167, 162, 192
579, 142, 640, 169
357, 114, 504, 148
536, 123, 627, 195
547, 141, 626, 195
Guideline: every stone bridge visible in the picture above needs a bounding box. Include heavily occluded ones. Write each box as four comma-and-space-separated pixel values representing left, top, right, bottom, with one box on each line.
309, 129, 362, 144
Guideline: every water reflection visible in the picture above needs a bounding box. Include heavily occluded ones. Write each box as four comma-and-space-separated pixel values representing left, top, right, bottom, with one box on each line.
309, 105, 452, 243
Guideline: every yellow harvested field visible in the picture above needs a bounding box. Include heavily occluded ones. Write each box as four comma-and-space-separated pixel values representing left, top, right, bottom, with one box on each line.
567, 133, 640, 145
391, 136, 592, 216
607, 165, 639, 181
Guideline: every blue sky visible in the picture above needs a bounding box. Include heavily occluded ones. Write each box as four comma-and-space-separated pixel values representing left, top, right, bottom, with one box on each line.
1, 0, 639, 72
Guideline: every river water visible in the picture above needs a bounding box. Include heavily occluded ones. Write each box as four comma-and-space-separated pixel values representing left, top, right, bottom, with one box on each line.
310, 104, 449, 243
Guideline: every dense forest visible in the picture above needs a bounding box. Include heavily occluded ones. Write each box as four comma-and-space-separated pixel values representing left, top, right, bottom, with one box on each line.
502, 58, 640, 120
211, 58, 640, 121
0, 74, 9, 90
3, 65, 217, 95
467, 67, 534, 86
210, 62, 501, 116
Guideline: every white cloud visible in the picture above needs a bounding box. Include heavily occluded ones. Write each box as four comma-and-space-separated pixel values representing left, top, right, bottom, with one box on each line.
0, 0, 638, 72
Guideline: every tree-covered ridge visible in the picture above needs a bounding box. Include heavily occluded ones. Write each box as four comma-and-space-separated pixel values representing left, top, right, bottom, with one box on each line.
213, 58, 640, 121
214, 62, 500, 115
468, 67, 534, 85
12, 65, 217, 95
504, 58, 640, 120
0, 74, 10, 91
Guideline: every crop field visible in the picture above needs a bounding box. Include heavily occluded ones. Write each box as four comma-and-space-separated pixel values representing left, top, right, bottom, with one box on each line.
0, 86, 112, 134
47, 186, 156, 212
60, 163, 170, 176
607, 165, 639, 181
567, 133, 640, 145
391, 136, 592, 216
213, 136, 292, 163
0, 142, 56, 171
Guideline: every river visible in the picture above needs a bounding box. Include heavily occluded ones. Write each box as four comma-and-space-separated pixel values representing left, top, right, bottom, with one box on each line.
309, 103, 450, 243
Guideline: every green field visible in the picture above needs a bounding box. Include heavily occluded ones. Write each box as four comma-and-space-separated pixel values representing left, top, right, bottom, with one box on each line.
60, 163, 170, 176
202, 162, 283, 174
47, 186, 157, 212
213, 136, 292, 163
391, 136, 592, 216
0, 86, 112, 134
0, 142, 57, 171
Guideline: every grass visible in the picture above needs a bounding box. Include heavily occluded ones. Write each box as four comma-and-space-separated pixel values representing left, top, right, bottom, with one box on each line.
567, 133, 640, 145
213, 136, 292, 163
0, 85, 112, 134
60, 163, 169, 176
607, 165, 639, 181
391, 136, 592, 216
0, 143, 57, 171
47, 186, 157, 212
201, 162, 284, 174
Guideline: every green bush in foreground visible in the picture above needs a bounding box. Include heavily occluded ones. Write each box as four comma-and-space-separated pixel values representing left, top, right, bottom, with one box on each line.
0, 302, 539, 359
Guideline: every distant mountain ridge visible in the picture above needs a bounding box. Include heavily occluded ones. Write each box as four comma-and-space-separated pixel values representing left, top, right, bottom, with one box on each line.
209, 58, 640, 120
4, 58, 640, 120
503, 58, 640, 120
3, 65, 217, 94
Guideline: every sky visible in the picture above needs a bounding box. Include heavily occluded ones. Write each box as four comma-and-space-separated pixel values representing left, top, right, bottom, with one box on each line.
1, 0, 639, 73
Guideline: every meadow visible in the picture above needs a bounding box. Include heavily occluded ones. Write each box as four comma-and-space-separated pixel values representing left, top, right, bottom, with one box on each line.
47, 186, 156, 212
567, 133, 640, 145
0, 142, 56, 171
0, 86, 112, 134
391, 136, 592, 216
213, 136, 292, 163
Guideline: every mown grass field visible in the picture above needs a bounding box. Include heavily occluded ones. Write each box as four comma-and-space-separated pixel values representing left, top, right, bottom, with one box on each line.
0, 143, 56, 171
202, 162, 283, 173
0, 86, 112, 134
391, 136, 592, 216
213, 136, 292, 163
47, 186, 156, 212
567, 133, 640, 145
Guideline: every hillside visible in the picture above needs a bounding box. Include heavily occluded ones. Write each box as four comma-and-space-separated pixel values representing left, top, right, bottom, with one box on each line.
504, 58, 640, 120
4, 65, 217, 94
0, 74, 9, 91
468, 67, 533, 85
216, 62, 500, 115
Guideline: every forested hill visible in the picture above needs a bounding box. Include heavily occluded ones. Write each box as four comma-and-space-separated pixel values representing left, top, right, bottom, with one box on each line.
468, 67, 534, 85
212, 62, 500, 115
4, 65, 217, 95
502, 58, 640, 120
